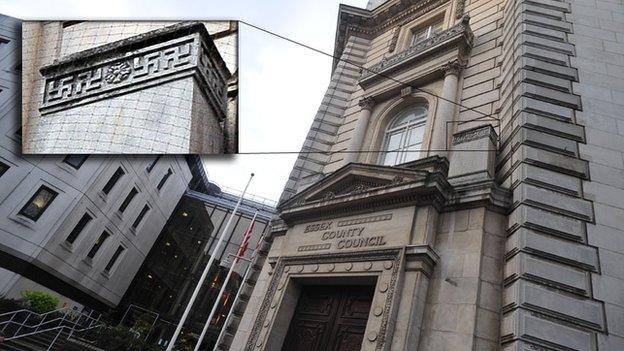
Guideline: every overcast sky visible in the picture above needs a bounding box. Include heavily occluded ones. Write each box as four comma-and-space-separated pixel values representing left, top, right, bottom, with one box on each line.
1, 0, 368, 202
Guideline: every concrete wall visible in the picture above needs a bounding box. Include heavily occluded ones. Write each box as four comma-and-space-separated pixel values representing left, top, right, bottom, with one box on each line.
1, 15, 193, 308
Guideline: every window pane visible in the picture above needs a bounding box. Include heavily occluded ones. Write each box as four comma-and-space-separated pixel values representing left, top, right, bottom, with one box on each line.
63, 155, 88, 169
102, 167, 125, 195
119, 188, 138, 213
0, 161, 9, 178
404, 144, 422, 163
407, 126, 425, 146
157, 169, 173, 191
66, 213, 93, 244
146, 155, 161, 173
87, 231, 110, 259
104, 246, 125, 272
19, 186, 58, 221
387, 131, 403, 151
132, 205, 150, 229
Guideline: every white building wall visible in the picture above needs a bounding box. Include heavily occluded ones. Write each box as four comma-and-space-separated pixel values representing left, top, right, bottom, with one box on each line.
0, 15, 193, 308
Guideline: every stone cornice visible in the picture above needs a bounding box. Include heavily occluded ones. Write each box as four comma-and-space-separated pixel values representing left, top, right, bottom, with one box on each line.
39, 22, 230, 119
359, 16, 473, 87
333, 0, 450, 71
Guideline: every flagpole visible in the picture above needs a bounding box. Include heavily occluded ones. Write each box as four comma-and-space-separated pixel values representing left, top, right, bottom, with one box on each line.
193, 210, 259, 351
211, 224, 270, 351
166, 173, 254, 351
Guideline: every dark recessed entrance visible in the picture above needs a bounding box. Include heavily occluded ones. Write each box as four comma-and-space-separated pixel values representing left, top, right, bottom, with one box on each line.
281, 284, 374, 351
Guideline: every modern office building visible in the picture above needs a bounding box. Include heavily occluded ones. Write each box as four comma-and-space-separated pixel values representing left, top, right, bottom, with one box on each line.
1, 15, 188, 310
228, 0, 624, 350
117, 158, 275, 348
21, 20, 238, 154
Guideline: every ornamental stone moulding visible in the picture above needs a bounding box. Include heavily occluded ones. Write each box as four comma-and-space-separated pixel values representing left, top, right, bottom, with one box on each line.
38, 22, 230, 120
359, 16, 473, 88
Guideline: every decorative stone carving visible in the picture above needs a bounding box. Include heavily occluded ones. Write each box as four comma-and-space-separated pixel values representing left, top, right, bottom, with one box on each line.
323, 191, 335, 201
359, 18, 473, 85
440, 57, 468, 76
104, 61, 132, 84
452, 125, 497, 145
358, 97, 375, 110
455, 0, 466, 19
39, 22, 230, 119
388, 24, 402, 53
352, 183, 369, 194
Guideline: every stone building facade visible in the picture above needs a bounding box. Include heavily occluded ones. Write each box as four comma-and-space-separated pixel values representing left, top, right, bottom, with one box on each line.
21, 21, 238, 154
227, 0, 624, 350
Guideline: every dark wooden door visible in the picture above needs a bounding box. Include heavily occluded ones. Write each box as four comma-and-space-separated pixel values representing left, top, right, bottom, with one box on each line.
281, 285, 374, 351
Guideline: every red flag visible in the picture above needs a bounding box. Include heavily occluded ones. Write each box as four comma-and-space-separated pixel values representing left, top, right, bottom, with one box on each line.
236, 213, 256, 258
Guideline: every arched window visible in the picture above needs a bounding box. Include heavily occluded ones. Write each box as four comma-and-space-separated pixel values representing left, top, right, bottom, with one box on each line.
380, 105, 428, 166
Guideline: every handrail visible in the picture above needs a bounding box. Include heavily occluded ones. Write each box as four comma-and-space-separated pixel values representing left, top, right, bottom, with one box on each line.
0, 306, 102, 342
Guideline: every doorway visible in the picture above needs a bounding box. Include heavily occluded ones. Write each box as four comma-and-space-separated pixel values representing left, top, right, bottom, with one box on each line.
281, 285, 374, 351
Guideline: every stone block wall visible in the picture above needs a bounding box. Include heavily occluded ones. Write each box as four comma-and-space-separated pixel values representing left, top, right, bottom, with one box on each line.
496, 0, 621, 349
279, 35, 371, 203
569, 0, 624, 349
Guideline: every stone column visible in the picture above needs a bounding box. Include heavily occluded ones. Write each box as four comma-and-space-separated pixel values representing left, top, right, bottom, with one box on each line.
429, 60, 464, 157
344, 97, 374, 164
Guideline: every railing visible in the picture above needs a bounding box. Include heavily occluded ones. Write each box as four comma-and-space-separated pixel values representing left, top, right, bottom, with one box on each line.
0, 306, 105, 350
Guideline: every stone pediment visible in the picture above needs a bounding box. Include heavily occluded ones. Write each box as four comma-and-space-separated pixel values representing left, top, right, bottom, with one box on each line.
279, 161, 451, 223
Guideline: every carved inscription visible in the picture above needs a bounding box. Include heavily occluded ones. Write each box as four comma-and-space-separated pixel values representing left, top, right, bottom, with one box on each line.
302, 213, 392, 251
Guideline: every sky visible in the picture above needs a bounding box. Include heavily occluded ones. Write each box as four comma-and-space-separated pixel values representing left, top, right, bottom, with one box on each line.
1, 0, 369, 202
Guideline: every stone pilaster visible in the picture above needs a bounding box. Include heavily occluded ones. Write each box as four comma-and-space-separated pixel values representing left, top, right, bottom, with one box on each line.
497, 0, 604, 349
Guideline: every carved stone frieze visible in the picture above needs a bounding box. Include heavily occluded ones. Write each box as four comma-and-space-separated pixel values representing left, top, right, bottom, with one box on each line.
39, 22, 230, 119
333, 0, 448, 70
359, 17, 473, 86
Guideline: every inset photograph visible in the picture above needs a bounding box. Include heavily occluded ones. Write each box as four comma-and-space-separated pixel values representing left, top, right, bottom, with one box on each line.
22, 21, 238, 154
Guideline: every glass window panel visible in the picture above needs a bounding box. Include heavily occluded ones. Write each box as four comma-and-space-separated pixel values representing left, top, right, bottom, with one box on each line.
104, 246, 125, 272
19, 186, 58, 221
118, 188, 138, 213
157, 169, 173, 191
132, 205, 150, 229
87, 231, 109, 259
408, 125, 425, 146
102, 167, 124, 195
0, 161, 9, 178
63, 155, 88, 169
404, 144, 422, 163
383, 151, 400, 166
386, 131, 403, 151
66, 213, 93, 244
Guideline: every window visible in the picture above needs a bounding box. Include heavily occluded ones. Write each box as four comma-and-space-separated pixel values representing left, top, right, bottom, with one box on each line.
157, 169, 173, 191
146, 155, 161, 173
118, 187, 138, 213
102, 167, 124, 195
132, 205, 150, 229
19, 186, 58, 221
104, 245, 125, 272
0, 161, 9, 178
63, 155, 88, 169
66, 213, 93, 244
87, 231, 110, 259
411, 20, 444, 45
380, 105, 428, 166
